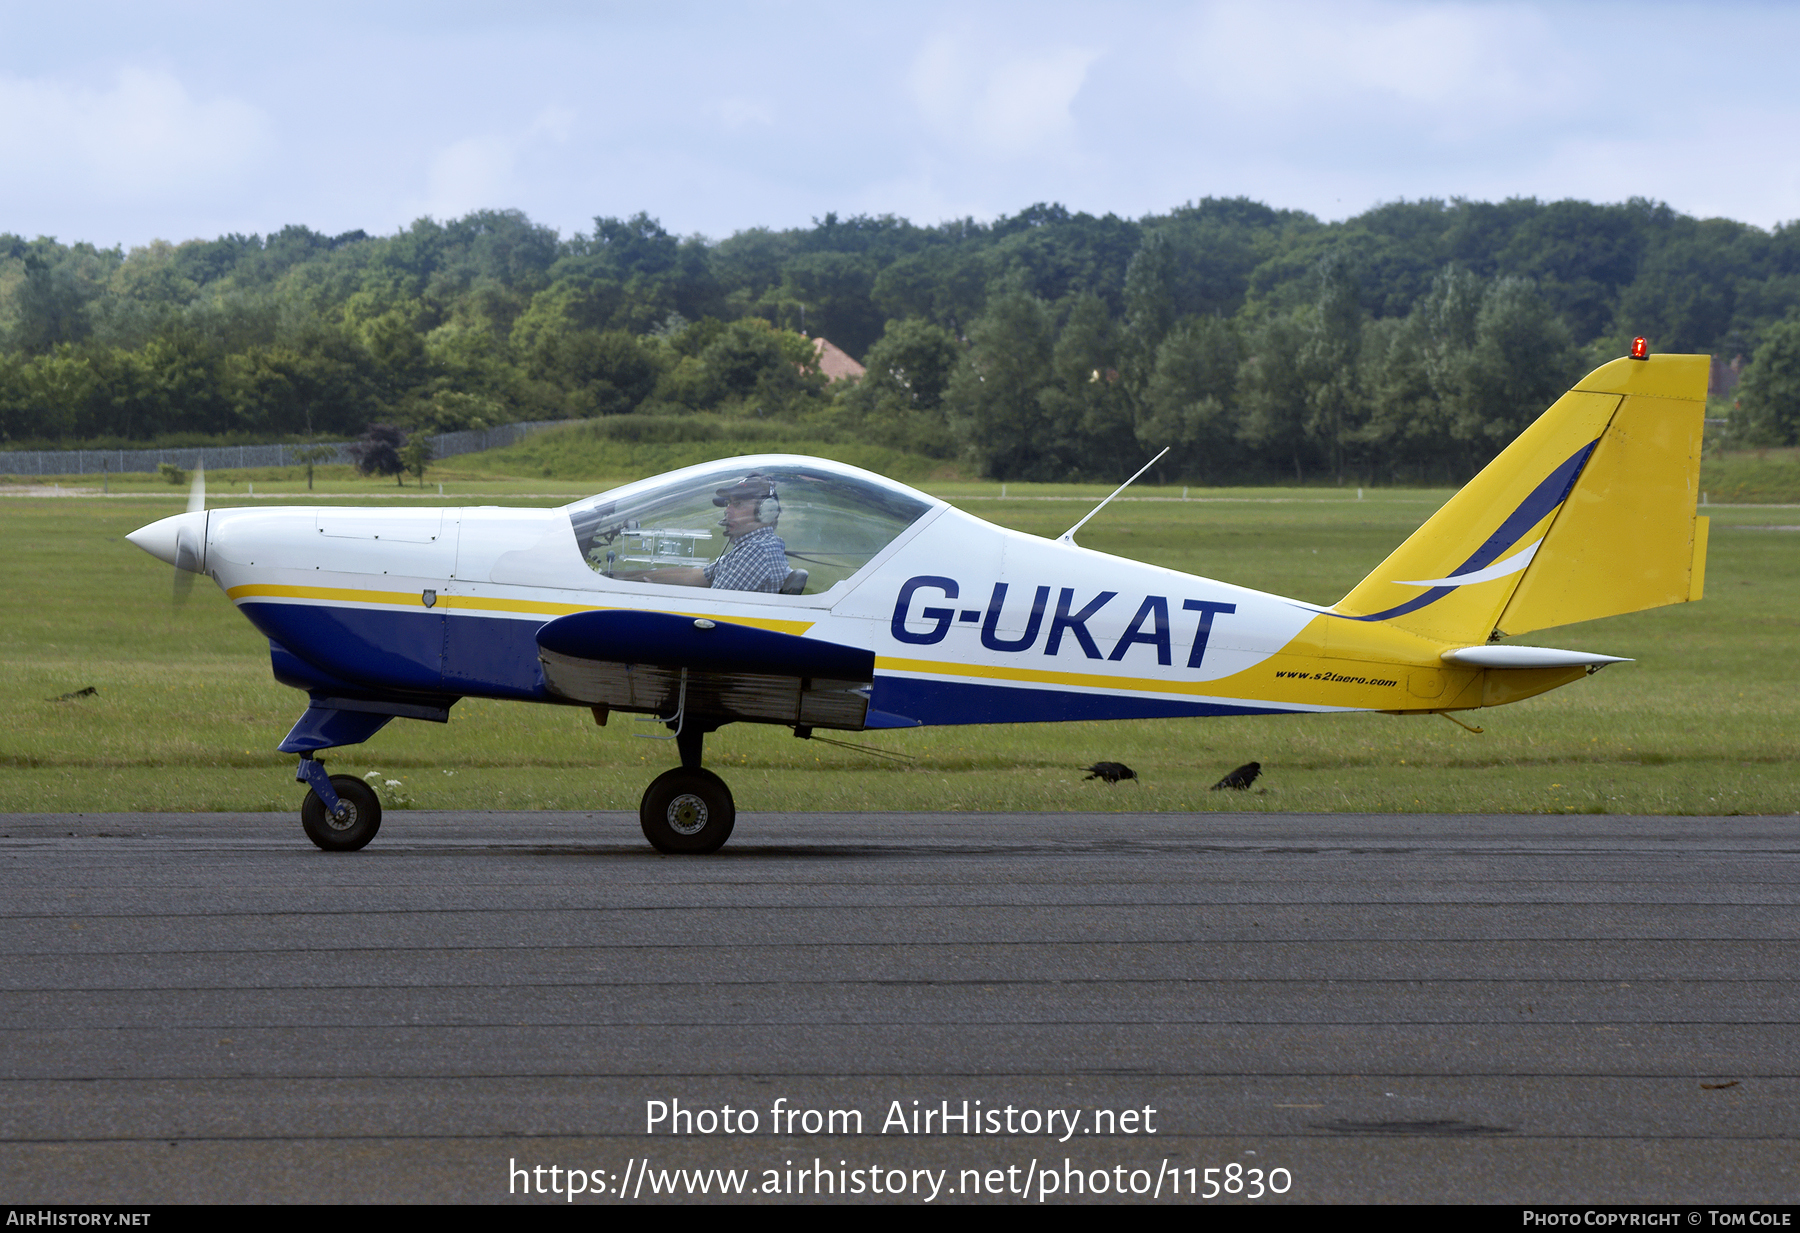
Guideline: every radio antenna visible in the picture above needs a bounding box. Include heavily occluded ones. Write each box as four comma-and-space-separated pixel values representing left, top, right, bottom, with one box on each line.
1057, 447, 1170, 544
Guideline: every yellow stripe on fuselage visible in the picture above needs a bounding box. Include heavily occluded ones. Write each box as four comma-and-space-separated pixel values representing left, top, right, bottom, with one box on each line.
876, 654, 1353, 708
224, 583, 815, 636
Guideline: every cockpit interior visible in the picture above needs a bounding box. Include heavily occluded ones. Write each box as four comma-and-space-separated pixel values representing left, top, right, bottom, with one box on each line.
564, 459, 938, 596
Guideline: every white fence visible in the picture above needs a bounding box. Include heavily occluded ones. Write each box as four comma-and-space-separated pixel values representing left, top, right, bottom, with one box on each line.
0, 419, 576, 477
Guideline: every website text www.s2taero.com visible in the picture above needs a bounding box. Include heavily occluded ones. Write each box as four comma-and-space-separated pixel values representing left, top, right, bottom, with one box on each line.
510, 1157, 1290, 1203
1274, 669, 1400, 687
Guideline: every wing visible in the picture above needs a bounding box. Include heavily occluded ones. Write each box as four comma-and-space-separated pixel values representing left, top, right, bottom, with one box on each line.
536, 609, 879, 730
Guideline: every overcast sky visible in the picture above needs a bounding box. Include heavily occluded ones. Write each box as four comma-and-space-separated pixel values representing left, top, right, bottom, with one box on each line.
2, 1, 1795, 250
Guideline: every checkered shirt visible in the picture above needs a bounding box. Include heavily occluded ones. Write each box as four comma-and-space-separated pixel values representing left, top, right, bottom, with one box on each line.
703, 525, 792, 593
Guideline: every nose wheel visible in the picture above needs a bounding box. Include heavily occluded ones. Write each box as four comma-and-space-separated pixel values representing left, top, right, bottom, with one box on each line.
300, 773, 383, 851
639, 767, 735, 854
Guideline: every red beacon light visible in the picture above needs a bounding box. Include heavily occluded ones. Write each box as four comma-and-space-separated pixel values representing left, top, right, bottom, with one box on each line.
1629, 336, 1649, 360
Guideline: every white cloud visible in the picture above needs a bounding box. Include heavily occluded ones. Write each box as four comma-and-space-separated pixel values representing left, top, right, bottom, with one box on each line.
0, 67, 271, 200
1526, 114, 1800, 227
529, 104, 577, 144
718, 97, 775, 131
909, 33, 1099, 157
422, 105, 582, 219
425, 136, 517, 219
1182, 0, 1581, 139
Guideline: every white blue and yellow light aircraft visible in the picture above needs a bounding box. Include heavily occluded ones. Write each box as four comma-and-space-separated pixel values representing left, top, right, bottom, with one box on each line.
127, 347, 1707, 855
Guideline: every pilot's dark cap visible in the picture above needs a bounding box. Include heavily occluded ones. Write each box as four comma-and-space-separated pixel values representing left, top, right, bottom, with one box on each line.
713, 473, 776, 506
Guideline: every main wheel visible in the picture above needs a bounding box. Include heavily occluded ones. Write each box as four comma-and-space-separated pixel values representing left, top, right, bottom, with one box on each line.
300, 774, 383, 852
639, 767, 735, 854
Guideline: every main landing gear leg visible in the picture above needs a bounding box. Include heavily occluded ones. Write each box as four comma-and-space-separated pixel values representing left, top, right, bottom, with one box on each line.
676, 723, 704, 770
640, 717, 735, 855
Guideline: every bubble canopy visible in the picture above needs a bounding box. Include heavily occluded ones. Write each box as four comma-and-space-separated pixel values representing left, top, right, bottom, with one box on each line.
564, 456, 940, 595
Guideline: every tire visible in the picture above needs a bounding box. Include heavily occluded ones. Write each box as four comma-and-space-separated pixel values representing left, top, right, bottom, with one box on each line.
639, 767, 735, 854
300, 774, 383, 852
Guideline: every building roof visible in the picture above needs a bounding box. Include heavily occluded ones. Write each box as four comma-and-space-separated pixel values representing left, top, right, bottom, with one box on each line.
811, 337, 866, 383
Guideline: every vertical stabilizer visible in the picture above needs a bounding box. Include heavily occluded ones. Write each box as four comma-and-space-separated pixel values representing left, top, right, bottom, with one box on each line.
1335, 353, 1708, 644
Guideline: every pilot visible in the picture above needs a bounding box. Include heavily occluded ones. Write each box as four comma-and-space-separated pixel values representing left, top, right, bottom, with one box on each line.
632, 473, 795, 593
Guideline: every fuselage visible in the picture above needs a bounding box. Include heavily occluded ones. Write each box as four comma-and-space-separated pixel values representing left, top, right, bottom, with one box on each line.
161, 489, 1509, 730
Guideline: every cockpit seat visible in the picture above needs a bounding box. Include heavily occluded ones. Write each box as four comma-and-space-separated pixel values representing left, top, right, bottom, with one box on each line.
779, 568, 808, 596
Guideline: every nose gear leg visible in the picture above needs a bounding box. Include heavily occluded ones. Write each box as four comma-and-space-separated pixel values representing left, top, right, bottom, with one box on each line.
296, 754, 347, 820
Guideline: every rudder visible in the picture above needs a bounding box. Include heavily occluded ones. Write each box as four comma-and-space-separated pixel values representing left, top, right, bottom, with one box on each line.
1498, 355, 1708, 635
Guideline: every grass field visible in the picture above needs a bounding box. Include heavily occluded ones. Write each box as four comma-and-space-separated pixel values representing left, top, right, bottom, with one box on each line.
2, 465, 1795, 818
1698, 447, 1800, 504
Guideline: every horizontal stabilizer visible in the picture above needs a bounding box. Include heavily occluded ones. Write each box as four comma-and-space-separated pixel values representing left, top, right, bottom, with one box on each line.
537, 609, 874, 681
1440, 646, 1632, 669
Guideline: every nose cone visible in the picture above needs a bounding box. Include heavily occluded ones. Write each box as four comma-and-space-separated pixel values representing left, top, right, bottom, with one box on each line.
127, 510, 208, 572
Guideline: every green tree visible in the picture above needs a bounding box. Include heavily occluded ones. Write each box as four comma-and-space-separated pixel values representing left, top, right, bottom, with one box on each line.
842, 317, 962, 454
350, 423, 406, 484
0, 352, 31, 442
1497, 199, 1648, 342
87, 239, 198, 351
870, 245, 989, 337
1368, 266, 1577, 478
1236, 313, 1313, 481
1157, 198, 1308, 318
649, 318, 821, 416
1459, 277, 1580, 448
423, 390, 501, 433
713, 226, 802, 316
1136, 315, 1240, 480
4, 240, 117, 353
1119, 228, 1178, 435
20, 346, 100, 441
224, 330, 376, 437
524, 326, 661, 416
1733, 315, 1800, 445
944, 291, 1057, 479
984, 204, 1140, 313
1298, 253, 1367, 482
1123, 229, 1178, 359
1611, 216, 1760, 354
1037, 293, 1136, 479
550, 213, 723, 332
771, 251, 882, 359
129, 329, 238, 435
356, 305, 430, 402
290, 441, 337, 491
399, 432, 435, 486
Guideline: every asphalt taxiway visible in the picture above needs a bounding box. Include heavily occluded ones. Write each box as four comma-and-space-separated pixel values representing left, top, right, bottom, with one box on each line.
0, 810, 1794, 1204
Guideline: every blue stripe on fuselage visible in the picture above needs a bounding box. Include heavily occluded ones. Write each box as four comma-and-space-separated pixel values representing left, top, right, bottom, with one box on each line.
241, 601, 552, 700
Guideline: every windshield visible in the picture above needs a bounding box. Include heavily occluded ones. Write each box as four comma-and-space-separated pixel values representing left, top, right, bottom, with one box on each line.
566, 458, 936, 595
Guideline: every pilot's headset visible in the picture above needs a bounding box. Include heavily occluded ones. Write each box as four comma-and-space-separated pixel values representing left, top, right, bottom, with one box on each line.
713, 473, 781, 527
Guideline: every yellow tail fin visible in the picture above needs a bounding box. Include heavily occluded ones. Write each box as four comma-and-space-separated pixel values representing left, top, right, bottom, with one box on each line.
1335, 353, 1708, 643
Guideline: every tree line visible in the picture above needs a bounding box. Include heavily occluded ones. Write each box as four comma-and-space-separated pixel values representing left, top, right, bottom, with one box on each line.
3, 194, 1798, 482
